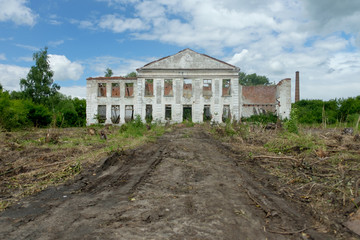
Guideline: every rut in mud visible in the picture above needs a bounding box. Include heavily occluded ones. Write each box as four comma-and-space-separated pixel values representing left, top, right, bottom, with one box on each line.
0, 127, 341, 239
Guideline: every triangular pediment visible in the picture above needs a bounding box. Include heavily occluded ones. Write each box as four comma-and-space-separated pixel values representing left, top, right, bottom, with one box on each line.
139, 49, 238, 70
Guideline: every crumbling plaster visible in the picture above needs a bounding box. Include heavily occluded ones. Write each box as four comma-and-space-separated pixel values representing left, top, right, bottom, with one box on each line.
86, 49, 291, 125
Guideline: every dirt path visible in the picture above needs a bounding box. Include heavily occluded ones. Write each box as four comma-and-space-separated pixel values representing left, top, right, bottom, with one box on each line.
0, 127, 336, 239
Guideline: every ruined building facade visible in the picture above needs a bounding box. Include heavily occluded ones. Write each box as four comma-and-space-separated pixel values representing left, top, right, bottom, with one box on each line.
86, 49, 291, 125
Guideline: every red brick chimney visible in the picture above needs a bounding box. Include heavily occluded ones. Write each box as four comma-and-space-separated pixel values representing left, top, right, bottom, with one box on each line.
295, 71, 300, 102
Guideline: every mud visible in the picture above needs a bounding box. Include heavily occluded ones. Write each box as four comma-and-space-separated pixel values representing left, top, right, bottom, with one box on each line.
0, 127, 353, 239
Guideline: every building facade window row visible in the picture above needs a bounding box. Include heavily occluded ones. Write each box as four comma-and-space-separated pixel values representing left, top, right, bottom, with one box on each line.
97, 78, 232, 98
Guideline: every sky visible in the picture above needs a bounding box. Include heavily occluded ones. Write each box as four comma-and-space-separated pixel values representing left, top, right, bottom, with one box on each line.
0, 0, 359, 101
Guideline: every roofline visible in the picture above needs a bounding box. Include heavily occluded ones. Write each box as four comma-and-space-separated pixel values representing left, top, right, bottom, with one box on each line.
86, 76, 137, 80
137, 48, 239, 71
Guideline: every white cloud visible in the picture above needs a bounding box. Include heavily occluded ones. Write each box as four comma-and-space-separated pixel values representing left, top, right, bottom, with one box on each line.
87, 56, 147, 77
98, 15, 147, 32
48, 40, 65, 47
0, 64, 29, 91
15, 43, 39, 51
48, 55, 84, 81
0, 0, 37, 26
0, 53, 6, 60
59, 86, 86, 99
17, 56, 33, 62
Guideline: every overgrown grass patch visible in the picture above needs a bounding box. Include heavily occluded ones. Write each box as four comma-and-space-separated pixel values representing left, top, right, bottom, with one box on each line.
264, 132, 325, 154
0, 117, 168, 211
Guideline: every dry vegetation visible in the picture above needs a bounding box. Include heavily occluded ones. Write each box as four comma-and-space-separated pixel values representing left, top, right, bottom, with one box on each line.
0, 123, 167, 211
1, 121, 360, 237
207, 122, 360, 232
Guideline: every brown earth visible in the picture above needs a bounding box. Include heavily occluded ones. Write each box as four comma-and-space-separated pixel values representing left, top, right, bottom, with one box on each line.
0, 126, 359, 239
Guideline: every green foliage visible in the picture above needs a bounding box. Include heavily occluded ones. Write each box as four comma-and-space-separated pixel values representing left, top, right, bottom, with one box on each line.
0, 96, 30, 131
243, 112, 278, 124
49, 93, 86, 127
294, 96, 360, 127
72, 98, 86, 127
104, 68, 113, 77
24, 101, 52, 127
338, 96, 360, 122
265, 132, 323, 154
120, 115, 147, 138
125, 72, 137, 78
284, 108, 299, 134
20, 47, 60, 105
239, 71, 272, 86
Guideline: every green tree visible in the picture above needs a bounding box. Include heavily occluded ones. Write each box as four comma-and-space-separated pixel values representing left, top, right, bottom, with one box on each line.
20, 47, 60, 104
239, 71, 272, 86
125, 72, 137, 78
104, 68, 113, 77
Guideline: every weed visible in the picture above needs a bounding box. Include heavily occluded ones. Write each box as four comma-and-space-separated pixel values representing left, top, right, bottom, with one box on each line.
265, 132, 324, 154
284, 108, 299, 134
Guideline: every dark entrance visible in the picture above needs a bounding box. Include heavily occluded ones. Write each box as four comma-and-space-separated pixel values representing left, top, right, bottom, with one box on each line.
145, 105, 152, 123
203, 105, 211, 121
183, 105, 192, 121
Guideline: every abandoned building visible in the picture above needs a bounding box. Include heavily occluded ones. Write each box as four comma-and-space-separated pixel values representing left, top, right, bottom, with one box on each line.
86, 49, 291, 125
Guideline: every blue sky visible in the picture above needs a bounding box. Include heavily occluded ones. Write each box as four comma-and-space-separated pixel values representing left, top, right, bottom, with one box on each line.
0, 0, 360, 100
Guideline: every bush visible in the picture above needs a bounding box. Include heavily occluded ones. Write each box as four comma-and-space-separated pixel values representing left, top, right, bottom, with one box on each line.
284, 108, 298, 134
243, 112, 278, 124
0, 95, 31, 131
24, 101, 52, 127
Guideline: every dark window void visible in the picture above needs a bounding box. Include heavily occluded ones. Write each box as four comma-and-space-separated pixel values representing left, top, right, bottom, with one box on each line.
203, 105, 211, 121
145, 79, 153, 96
164, 79, 173, 96
98, 83, 106, 97
222, 105, 231, 122
183, 79, 192, 98
222, 79, 231, 96
125, 83, 134, 97
125, 105, 134, 123
111, 83, 120, 97
97, 105, 106, 123
165, 105, 172, 120
111, 105, 120, 124
145, 105, 152, 123
203, 79, 212, 98
183, 105, 192, 121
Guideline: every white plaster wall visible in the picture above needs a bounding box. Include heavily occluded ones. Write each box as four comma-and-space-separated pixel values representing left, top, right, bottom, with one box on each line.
136, 69, 240, 124
86, 79, 137, 125
276, 78, 291, 119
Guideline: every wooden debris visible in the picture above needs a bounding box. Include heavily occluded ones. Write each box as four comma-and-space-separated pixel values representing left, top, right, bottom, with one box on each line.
100, 130, 107, 140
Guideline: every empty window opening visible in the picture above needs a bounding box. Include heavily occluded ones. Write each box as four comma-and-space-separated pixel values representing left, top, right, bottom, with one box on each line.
125, 83, 134, 97
97, 105, 106, 123
98, 83, 106, 97
125, 105, 134, 123
164, 79, 173, 96
145, 105, 153, 123
222, 105, 231, 122
203, 105, 212, 121
165, 105, 172, 120
111, 83, 120, 97
222, 79, 231, 96
203, 79, 212, 98
111, 105, 120, 124
145, 79, 153, 96
183, 105, 192, 121
183, 78, 192, 98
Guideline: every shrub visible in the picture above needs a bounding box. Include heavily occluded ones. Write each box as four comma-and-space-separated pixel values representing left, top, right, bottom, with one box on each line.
284, 107, 298, 134
24, 101, 52, 127
243, 112, 278, 124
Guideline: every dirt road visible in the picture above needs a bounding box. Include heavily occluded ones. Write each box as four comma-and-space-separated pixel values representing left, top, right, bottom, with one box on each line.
0, 127, 339, 239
